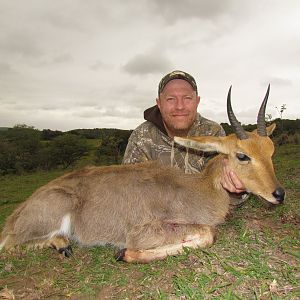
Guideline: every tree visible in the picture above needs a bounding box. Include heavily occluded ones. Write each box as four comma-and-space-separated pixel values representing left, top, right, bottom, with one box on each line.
275, 104, 287, 119
41, 129, 63, 140
0, 140, 17, 174
265, 114, 273, 125
275, 104, 287, 132
95, 136, 122, 164
50, 134, 88, 168
4, 126, 42, 172
13, 124, 35, 129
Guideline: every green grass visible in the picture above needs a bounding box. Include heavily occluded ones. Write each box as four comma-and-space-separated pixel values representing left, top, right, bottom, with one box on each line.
0, 144, 299, 299
0, 170, 66, 228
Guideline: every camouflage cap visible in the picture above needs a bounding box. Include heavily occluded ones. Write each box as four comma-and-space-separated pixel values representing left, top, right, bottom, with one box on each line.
158, 70, 198, 95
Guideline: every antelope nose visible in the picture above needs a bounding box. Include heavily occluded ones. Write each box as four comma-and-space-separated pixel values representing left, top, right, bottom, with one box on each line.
272, 187, 285, 203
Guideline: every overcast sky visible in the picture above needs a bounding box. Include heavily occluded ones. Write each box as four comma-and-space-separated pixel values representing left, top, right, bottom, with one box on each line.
1, 0, 299, 131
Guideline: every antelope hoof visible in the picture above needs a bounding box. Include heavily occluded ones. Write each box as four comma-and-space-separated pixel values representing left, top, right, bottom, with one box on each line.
58, 245, 73, 258
115, 248, 127, 261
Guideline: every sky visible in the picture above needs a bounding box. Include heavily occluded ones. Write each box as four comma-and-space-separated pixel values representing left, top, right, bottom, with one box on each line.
0, 0, 299, 131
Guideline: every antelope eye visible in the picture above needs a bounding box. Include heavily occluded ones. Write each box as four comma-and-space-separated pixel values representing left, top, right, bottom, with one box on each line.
236, 152, 250, 162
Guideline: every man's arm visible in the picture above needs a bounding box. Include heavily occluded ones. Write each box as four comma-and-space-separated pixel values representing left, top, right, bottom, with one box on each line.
122, 130, 150, 164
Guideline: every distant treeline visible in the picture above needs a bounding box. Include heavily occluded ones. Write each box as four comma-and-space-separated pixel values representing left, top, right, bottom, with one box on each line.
0, 125, 132, 175
221, 118, 300, 135
0, 118, 299, 175
221, 118, 300, 146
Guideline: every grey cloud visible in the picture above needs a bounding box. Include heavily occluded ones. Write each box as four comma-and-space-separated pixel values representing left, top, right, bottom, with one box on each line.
0, 98, 17, 105
149, 0, 238, 23
2, 98, 72, 112
113, 84, 138, 97
123, 53, 172, 75
40, 105, 66, 111
0, 32, 44, 58
263, 77, 293, 87
0, 62, 13, 72
0, 62, 16, 77
82, 84, 148, 112
82, 84, 137, 106
73, 108, 107, 118
103, 108, 142, 119
41, 1, 136, 33
74, 82, 151, 121
52, 53, 74, 64
0, 1, 298, 131
43, 10, 86, 32
90, 60, 111, 71
202, 106, 264, 125
73, 105, 141, 120
5, 103, 40, 112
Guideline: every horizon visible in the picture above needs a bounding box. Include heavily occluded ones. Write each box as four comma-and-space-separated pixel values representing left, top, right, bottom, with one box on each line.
1, 117, 298, 133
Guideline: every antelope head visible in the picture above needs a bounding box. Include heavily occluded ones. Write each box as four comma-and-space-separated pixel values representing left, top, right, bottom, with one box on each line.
174, 85, 285, 205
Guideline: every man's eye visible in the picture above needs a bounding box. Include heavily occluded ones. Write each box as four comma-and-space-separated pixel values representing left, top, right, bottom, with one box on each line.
236, 153, 250, 161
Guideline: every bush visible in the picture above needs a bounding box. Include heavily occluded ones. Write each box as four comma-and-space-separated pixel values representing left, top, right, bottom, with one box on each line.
0, 127, 42, 173
274, 133, 300, 146
50, 134, 88, 168
0, 140, 17, 175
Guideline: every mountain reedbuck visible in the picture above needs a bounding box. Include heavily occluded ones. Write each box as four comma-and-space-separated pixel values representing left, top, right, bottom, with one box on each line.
0, 86, 285, 263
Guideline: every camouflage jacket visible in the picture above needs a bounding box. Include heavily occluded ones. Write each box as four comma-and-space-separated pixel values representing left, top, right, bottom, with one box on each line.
122, 105, 225, 173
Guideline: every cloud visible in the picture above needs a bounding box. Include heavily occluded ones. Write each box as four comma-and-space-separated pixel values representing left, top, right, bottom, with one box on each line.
52, 53, 74, 64
123, 52, 172, 75
262, 77, 293, 87
0, 1, 298, 131
89, 60, 111, 71
73, 105, 141, 120
149, 0, 239, 23
0, 62, 16, 77
0, 32, 44, 58
42, 8, 87, 32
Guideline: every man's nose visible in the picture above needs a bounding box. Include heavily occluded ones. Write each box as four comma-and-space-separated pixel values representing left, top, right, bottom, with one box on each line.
175, 98, 185, 109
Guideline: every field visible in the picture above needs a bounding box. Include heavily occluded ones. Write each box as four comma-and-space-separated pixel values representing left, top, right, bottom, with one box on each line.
0, 144, 299, 299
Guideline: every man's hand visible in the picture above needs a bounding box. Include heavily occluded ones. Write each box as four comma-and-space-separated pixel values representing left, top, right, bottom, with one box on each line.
220, 159, 246, 193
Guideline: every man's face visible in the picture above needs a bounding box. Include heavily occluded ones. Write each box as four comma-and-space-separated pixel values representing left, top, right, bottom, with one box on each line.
156, 79, 200, 137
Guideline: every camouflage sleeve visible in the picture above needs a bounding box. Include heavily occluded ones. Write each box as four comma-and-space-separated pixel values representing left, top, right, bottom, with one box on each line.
122, 129, 150, 164
217, 125, 226, 137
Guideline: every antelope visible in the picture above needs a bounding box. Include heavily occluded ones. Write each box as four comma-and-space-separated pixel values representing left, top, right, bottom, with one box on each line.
0, 86, 285, 263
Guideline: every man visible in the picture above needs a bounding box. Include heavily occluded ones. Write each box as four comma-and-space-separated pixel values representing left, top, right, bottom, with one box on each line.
123, 70, 246, 195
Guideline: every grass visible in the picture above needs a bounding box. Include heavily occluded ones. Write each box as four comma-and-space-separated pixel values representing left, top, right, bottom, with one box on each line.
0, 144, 299, 299
0, 170, 66, 228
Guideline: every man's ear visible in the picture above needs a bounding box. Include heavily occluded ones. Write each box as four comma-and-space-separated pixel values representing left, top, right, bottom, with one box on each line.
174, 136, 229, 154
156, 97, 161, 109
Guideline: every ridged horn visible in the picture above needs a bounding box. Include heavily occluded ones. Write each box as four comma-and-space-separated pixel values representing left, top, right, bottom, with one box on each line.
256, 84, 270, 136
227, 86, 248, 140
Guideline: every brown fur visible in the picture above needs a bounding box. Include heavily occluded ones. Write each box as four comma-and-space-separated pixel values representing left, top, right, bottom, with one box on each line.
0, 125, 284, 262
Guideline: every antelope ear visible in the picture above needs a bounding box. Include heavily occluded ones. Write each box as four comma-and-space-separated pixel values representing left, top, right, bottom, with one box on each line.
252, 123, 276, 136
266, 123, 276, 136
174, 136, 229, 154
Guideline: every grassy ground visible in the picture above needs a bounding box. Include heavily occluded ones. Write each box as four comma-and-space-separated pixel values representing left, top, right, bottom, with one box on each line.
0, 144, 299, 299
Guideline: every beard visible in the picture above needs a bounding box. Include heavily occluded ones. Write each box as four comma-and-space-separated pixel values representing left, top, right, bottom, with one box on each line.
162, 113, 196, 137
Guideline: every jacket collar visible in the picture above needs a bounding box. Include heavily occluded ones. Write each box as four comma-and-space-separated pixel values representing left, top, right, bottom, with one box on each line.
143, 105, 168, 136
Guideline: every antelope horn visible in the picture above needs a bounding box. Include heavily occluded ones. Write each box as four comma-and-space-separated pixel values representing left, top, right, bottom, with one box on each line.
256, 84, 270, 136
227, 86, 248, 140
